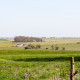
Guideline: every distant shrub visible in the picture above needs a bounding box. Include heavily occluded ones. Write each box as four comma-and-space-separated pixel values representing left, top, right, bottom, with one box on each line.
76, 42, 80, 44
36, 45, 41, 49
27, 44, 35, 49
62, 47, 65, 51
25, 46, 29, 49
28, 44, 32, 47
55, 46, 59, 50
30, 45, 35, 49
25, 44, 40, 49
51, 45, 54, 50
46, 48, 48, 50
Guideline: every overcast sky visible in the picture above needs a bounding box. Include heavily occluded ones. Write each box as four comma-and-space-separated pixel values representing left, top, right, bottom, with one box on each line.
0, 0, 80, 37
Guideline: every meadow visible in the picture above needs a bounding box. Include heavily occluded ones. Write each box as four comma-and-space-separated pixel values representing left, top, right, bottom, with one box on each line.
1, 38, 80, 51
0, 38, 80, 80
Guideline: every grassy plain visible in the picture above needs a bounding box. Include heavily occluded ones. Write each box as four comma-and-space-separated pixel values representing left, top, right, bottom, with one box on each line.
0, 50, 80, 80
0, 38, 80, 80
1, 38, 80, 51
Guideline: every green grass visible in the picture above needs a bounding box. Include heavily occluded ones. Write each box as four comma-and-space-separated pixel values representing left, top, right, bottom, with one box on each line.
0, 43, 80, 51
1, 43, 80, 51
43, 38, 80, 43
0, 38, 80, 80
0, 50, 80, 80
0, 39, 8, 41
0, 38, 80, 51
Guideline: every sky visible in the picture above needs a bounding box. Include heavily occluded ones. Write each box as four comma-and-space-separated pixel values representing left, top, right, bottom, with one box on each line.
0, 0, 80, 37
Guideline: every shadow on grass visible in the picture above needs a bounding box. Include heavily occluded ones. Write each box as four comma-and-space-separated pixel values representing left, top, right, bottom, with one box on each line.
14, 57, 80, 62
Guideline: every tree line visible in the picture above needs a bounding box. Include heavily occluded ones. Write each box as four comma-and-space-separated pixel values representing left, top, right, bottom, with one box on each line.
14, 36, 42, 42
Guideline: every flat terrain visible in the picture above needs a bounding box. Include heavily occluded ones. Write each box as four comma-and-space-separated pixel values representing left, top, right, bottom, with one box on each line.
0, 38, 80, 51
0, 50, 80, 80
0, 38, 80, 80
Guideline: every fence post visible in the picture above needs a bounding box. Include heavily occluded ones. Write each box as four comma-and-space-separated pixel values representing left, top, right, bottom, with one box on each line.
70, 57, 75, 80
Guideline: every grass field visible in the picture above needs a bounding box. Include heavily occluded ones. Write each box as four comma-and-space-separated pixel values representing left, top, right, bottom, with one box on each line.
0, 50, 80, 80
0, 38, 80, 80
